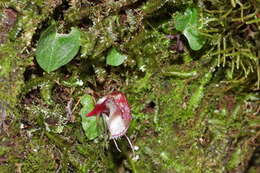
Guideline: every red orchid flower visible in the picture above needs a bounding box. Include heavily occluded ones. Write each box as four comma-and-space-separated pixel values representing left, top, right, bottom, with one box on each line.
86, 92, 133, 152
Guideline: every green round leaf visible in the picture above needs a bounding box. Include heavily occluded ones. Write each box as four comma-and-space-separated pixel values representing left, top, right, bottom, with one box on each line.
36, 25, 81, 72
79, 94, 94, 116
81, 116, 101, 140
106, 47, 127, 66
79, 94, 101, 140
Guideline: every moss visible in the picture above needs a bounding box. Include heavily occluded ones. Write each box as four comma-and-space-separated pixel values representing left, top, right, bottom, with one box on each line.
0, 42, 26, 106
0, 165, 15, 173
0, 0, 259, 172
0, 145, 9, 156
141, 0, 168, 15
21, 139, 57, 173
129, 86, 259, 172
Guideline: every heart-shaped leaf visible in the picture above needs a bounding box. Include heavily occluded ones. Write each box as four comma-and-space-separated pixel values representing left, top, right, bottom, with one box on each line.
79, 94, 101, 140
174, 8, 205, 51
36, 25, 81, 72
106, 47, 127, 66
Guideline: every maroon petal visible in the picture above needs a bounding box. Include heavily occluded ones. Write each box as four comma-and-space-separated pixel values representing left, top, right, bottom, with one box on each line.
86, 103, 106, 117
109, 92, 132, 121
86, 92, 131, 119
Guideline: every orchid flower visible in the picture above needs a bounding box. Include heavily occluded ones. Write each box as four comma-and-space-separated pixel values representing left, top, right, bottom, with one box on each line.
86, 92, 133, 152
